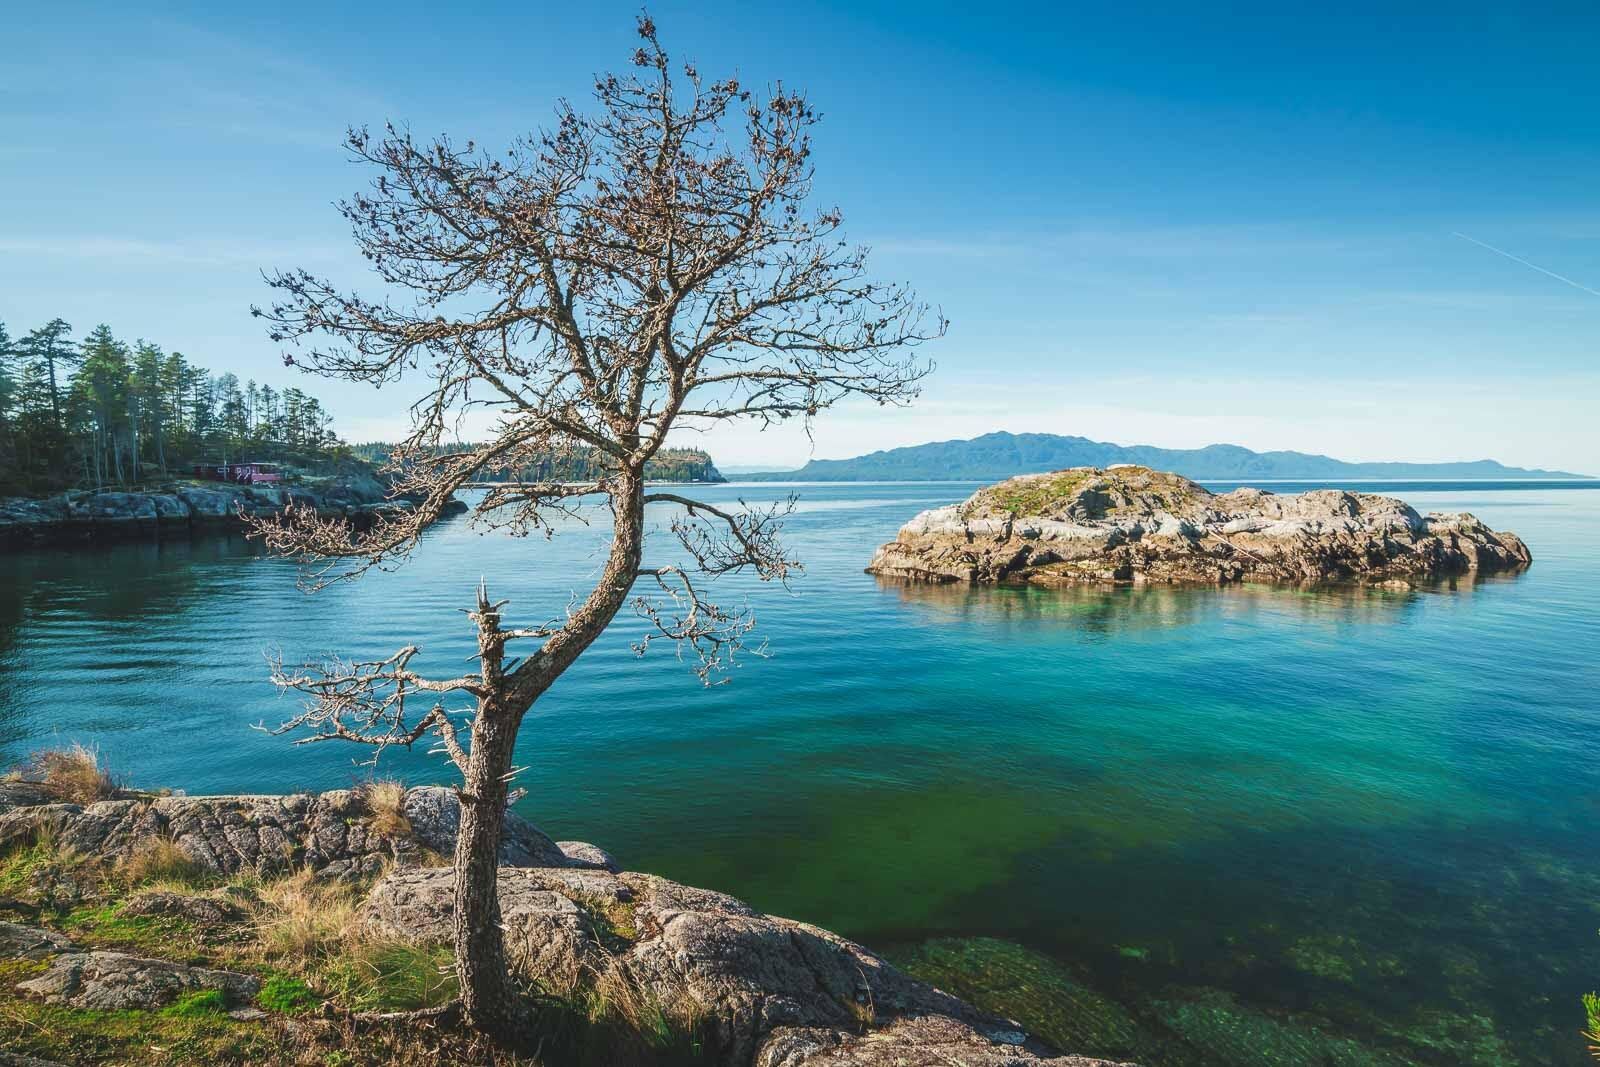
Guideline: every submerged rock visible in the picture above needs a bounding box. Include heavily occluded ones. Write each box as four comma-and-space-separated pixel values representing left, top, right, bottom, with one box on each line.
867, 466, 1531, 587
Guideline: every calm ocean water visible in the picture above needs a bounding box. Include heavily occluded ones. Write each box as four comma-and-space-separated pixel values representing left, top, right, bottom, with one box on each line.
2, 480, 1598, 1064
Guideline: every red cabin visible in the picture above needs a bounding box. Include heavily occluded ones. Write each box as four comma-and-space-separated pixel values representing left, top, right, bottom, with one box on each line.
192, 462, 283, 485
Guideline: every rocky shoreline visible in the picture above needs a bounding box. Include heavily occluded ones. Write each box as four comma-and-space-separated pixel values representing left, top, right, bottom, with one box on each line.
867, 466, 1532, 588
0, 476, 468, 549
0, 781, 1126, 1066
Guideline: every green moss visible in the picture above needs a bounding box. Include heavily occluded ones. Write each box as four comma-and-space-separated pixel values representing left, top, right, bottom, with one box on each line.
968, 469, 1100, 517
573, 893, 640, 950
257, 974, 318, 1014
163, 988, 228, 1017
0, 997, 275, 1065
0, 956, 49, 984
59, 900, 203, 957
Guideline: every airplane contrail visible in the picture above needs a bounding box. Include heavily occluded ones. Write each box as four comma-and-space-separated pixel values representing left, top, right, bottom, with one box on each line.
1452, 231, 1600, 299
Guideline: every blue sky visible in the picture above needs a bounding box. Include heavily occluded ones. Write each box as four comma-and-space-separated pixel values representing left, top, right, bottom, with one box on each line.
3, 3, 1598, 472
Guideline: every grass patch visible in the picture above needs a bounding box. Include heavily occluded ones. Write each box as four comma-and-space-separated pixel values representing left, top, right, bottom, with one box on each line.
322, 940, 458, 1013
530, 962, 712, 1067
967, 469, 1101, 517
6, 743, 120, 804
360, 778, 412, 838
252, 867, 361, 961
0, 826, 111, 910
0, 831, 66, 896
119, 836, 210, 888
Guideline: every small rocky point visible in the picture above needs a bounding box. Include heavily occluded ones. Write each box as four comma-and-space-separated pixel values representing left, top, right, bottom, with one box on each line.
867, 466, 1531, 587
0, 473, 467, 548
0, 782, 1127, 1066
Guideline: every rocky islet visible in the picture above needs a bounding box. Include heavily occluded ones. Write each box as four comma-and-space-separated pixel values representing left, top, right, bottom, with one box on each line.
866, 466, 1532, 587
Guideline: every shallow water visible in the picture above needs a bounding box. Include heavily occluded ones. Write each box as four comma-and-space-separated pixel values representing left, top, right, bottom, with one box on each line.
2, 480, 1598, 1064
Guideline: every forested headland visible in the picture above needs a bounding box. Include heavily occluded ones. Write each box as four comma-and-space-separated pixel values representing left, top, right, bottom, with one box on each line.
0, 318, 351, 496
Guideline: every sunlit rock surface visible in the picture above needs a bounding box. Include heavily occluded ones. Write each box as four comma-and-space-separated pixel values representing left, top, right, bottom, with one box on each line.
867, 466, 1531, 586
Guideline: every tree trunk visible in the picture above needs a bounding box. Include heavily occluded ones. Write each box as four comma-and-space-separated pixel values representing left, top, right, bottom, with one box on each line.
451, 708, 529, 1042
450, 473, 646, 1045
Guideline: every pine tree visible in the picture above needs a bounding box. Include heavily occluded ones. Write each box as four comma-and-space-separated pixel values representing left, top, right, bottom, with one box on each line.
18, 318, 78, 432
75, 325, 133, 487
131, 341, 167, 477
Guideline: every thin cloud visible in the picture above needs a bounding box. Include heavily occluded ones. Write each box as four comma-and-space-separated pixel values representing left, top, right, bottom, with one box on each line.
1452, 232, 1600, 299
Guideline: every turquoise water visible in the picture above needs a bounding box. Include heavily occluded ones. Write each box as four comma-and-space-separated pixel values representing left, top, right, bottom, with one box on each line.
2, 480, 1598, 1064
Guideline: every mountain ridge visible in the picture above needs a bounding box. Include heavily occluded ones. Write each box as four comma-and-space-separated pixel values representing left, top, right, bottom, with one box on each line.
739, 432, 1589, 482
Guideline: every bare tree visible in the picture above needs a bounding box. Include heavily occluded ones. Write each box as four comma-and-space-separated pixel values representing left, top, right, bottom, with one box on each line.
252, 17, 940, 1042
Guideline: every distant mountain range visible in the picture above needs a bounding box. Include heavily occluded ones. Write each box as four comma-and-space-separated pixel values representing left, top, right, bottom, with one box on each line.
739, 432, 1589, 482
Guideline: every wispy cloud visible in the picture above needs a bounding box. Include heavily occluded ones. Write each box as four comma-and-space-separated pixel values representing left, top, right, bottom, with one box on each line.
1452, 232, 1600, 299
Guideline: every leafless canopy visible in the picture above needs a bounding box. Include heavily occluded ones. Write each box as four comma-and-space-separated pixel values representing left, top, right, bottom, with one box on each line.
255, 17, 939, 734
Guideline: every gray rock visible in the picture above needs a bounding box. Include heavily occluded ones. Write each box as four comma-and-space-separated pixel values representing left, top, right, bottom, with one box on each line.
149, 494, 190, 523
556, 840, 621, 872
0, 1051, 71, 1067
65, 493, 158, 526
175, 486, 241, 521
17, 950, 259, 1011
403, 786, 571, 867
0, 921, 74, 960
361, 865, 1113, 1066
0, 786, 579, 879
122, 890, 246, 925
868, 466, 1531, 587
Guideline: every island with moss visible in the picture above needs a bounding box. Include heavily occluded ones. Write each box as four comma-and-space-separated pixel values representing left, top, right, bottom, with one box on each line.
866, 466, 1532, 588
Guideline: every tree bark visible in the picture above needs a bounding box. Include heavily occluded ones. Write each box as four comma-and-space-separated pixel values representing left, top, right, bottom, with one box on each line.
452, 708, 527, 1040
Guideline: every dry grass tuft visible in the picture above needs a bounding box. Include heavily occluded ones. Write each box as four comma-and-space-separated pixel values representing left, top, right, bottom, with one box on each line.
119, 836, 209, 887
10, 743, 119, 804
361, 779, 412, 838
576, 957, 706, 1056
253, 867, 362, 961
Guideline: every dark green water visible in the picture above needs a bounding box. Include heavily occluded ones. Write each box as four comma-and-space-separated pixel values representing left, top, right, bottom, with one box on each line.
2, 480, 1597, 1064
